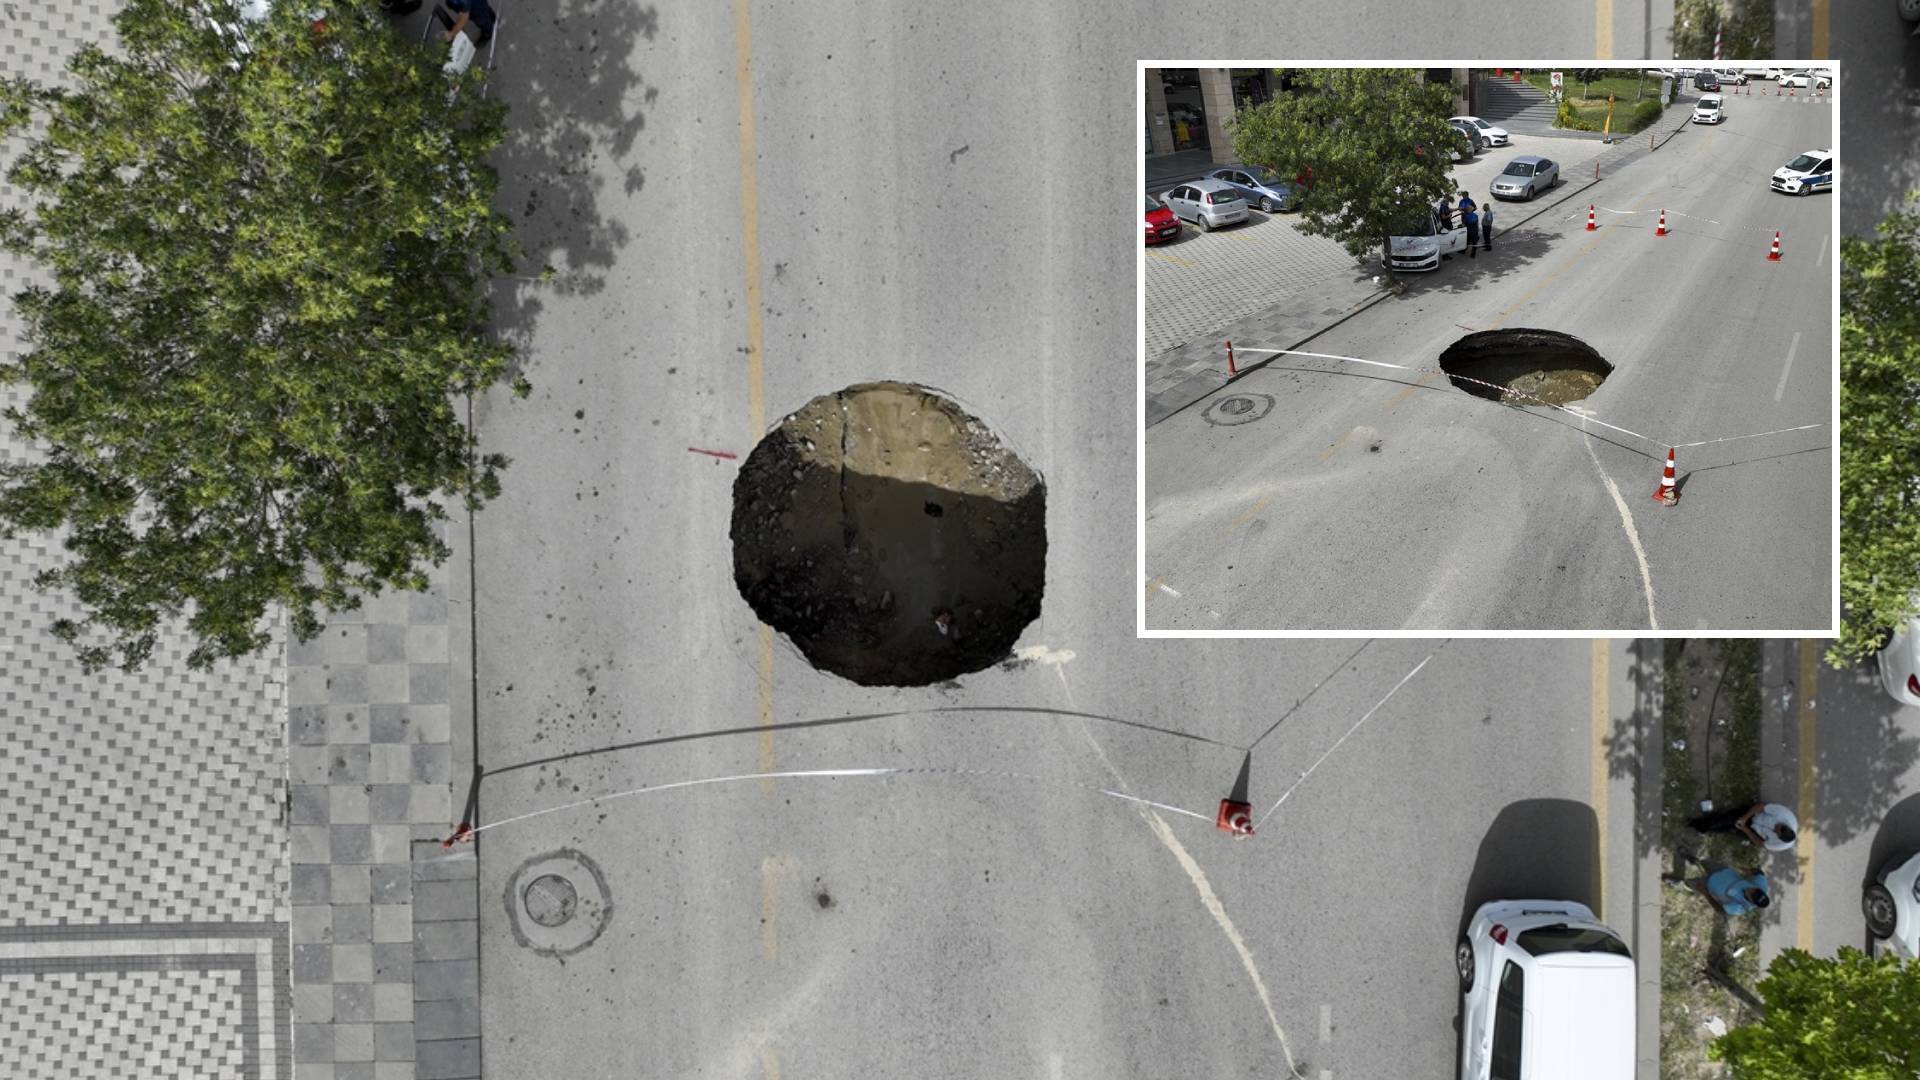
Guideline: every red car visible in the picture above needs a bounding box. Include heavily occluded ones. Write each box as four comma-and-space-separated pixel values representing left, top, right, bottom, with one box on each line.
1144, 195, 1180, 244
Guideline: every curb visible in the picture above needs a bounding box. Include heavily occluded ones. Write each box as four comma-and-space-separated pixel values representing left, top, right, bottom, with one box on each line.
1621, 639, 1664, 1080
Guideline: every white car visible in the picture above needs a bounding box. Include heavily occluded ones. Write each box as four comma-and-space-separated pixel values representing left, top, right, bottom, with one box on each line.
1878, 616, 1920, 705
1711, 68, 1748, 85
1866, 850, 1920, 959
1386, 208, 1468, 273
1771, 148, 1834, 195
1692, 95, 1724, 124
1457, 900, 1635, 1080
1741, 65, 1774, 79
1780, 71, 1831, 89
1451, 115, 1511, 147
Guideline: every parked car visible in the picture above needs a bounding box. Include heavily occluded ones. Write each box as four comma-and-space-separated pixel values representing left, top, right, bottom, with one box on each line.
1866, 850, 1920, 958
1386, 207, 1467, 273
1878, 615, 1920, 705
1458, 900, 1635, 1080
1490, 155, 1559, 200
1740, 65, 1773, 79
1692, 95, 1724, 124
1770, 148, 1834, 195
1159, 179, 1248, 232
1451, 115, 1511, 147
1693, 71, 1721, 91
1448, 119, 1486, 155
1143, 195, 1180, 245
1710, 68, 1748, 85
1202, 165, 1301, 212
1780, 71, 1830, 89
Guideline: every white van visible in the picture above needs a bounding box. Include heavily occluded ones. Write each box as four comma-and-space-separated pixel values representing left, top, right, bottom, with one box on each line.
1457, 900, 1635, 1080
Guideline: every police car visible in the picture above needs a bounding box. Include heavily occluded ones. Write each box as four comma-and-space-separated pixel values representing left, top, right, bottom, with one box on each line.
1770, 149, 1834, 195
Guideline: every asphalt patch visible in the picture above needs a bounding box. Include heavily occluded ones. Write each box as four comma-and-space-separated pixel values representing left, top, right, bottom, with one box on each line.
731, 381, 1047, 687
1437, 328, 1612, 406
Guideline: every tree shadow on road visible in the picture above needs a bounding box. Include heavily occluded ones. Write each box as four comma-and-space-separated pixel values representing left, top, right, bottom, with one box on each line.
1598, 638, 1662, 860
1815, 661, 1920, 847
482, 0, 661, 371
1833, 9, 1920, 236
1389, 224, 1557, 298
1456, 798, 1602, 940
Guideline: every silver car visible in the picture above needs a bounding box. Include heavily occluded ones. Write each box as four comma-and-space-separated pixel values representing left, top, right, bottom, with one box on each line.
1489, 155, 1559, 201
1160, 179, 1248, 232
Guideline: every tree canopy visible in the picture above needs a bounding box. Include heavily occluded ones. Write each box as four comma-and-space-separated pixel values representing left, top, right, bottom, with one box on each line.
1671, 0, 1775, 60
1229, 69, 1462, 274
1834, 202, 1920, 667
0, 0, 527, 671
1711, 948, 1920, 1078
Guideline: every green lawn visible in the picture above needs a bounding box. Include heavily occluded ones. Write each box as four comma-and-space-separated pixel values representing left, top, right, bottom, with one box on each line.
1519, 71, 1670, 134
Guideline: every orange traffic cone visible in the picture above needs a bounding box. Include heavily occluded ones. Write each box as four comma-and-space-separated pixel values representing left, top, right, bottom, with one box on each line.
1226, 339, 1237, 376
1652, 448, 1679, 506
1767, 231, 1781, 261
1586, 205, 1596, 231
1656, 210, 1668, 236
442, 821, 476, 848
1216, 799, 1255, 837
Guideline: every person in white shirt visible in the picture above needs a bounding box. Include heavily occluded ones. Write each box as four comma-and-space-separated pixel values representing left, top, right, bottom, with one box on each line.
1689, 800, 1798, 852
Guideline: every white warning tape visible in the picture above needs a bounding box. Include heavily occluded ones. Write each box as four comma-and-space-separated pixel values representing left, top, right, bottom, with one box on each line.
1253, 650, 1439, 830
470, 765, 1215, 836
1233, 347, 1822, 455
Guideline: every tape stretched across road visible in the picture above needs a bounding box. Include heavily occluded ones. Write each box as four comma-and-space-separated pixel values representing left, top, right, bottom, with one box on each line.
1232, 347, 1822, 454
470, 765, 1216, 837
1579, 205, 1778, 236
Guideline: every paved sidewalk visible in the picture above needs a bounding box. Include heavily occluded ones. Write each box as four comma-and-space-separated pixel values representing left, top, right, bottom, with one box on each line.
1143, 110, 1701, 428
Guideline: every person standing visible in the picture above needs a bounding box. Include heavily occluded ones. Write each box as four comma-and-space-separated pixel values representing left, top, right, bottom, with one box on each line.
1456, 190, 1477, 221
1479, 200, 1494, 252
1436, 192, 1455, 231
434, 0, 496, 44
1462, 204, 1480, 259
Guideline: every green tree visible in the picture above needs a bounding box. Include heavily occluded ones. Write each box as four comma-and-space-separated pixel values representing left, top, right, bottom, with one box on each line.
1672, 0, 1775, 60
1711, 948, 1920, 1078
1834, 201, 1920, 667
0, 0, 527, 671
1230, 69, 1459, 276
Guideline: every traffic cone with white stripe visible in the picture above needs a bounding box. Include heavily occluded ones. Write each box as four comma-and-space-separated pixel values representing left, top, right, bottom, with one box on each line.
1767, 231, 1781, 261
1652, 448, 1679, 506
1586, 205, 1596, 231
1216, 799, 1255, 837
1656, 209, 1668, 236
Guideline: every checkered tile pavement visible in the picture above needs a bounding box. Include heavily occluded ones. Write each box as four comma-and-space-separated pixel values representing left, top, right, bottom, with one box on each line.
0, 967, 246, 1078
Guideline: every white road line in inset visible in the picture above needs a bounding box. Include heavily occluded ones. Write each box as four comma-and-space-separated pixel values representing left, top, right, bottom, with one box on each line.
1582, 435, 1660, 631
1817, 233, 1828, 268
1774, 330, 1800, 403
1319, 1004, 1332, 1042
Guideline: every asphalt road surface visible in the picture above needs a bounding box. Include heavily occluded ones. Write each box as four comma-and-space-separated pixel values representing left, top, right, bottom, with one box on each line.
1145, 92, 1834, 632
1834, 0, 1920, 236
454, 5, 1687, 1078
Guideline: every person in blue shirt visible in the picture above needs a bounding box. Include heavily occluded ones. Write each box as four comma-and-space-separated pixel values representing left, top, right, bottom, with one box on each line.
434, 0, 495, 45
1666, 862, 1770, 916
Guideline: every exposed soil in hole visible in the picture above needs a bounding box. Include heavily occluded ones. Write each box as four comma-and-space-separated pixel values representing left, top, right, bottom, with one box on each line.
1437, 328, 1612, 406
730, 381, 1047, 687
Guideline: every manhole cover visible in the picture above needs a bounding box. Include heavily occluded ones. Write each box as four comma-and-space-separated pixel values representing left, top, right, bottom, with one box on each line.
523, 874, 578, 927
505, 849, 611, 957
1202, 393, 1274, 426
730, 381, 1047, 687
1437, 329, 1611, 406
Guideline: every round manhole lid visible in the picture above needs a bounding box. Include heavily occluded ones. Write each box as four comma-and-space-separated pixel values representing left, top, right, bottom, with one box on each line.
523, 874, 578, 927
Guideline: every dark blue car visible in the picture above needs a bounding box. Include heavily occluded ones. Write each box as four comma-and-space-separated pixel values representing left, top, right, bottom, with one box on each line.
1203, 165, 1301, 213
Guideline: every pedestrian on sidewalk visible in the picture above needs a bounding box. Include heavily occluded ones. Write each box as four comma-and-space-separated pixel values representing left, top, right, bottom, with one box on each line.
434, 0, 495, 44
1463, 205, 1480, 259
1689, 800, 1798, 852
1457, 190, 1477, 222
1479, 201, 1494, 251
1667, 863, 1771, 917
1436, 192, 1455, 231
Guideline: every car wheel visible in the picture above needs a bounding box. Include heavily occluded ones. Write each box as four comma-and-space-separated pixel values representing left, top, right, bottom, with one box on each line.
1260, 196, 1275, 213
1903, 0, 1920, 20
1455, 937, 1475, 991
1197, 215, 1212, 232
1865, 883, 1899, 939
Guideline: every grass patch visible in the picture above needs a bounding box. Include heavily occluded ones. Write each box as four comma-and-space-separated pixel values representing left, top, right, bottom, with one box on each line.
1658, 640, 1767, 1079
1522, 71, 1671, 135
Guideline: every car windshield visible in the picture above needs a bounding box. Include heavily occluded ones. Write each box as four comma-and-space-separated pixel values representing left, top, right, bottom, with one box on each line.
1502, 162, 1534, 177
1470, 119, 1490, 129
1397, 214, 1437, 238
1144, 196, 1160, 213
1516, 925, 1632, 958
1700, 99, 1719, 108
1786, 154, 1818, 171
1249, 167, 1285, 187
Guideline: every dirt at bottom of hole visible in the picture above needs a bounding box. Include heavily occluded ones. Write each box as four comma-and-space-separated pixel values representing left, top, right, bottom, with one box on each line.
730, 381, 1047, 687
1504, 368, 1606, 406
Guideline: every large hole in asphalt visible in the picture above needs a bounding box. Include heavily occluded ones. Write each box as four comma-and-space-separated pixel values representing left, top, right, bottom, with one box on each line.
730, 381, 1047, 687
1437, 328, 1612, 406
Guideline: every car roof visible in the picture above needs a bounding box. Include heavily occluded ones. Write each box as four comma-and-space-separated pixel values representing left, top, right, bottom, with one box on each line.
1189, 178, 1239, 192
1698, 96, 1720, 104
1508, 155, 1549, 165
1523, 955, 1637, 1078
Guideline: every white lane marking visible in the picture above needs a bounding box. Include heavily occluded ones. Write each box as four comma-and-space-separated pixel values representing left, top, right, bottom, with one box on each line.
1047, 1054, 1064, 1080
1319, 1004, 1332, 1042
1582, 435, 1660, 631
1774, 330, 1800, 403
1159, 583, 1182, 598
1817, 233, 1828, 268
1072, 722, 1307, 1079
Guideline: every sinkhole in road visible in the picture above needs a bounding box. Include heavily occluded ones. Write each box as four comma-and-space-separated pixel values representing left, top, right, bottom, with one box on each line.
730, 381, 1047, 687
1437, 328, 1612, 406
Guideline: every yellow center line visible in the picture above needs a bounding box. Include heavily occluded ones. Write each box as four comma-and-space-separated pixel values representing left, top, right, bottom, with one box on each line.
760, 855, 781, 960
1144, 575, 1166, 602
1591, 639, 1609, 920
1226, 494, 1272, 529
735, 0, 776, 794
1382, 371, 1437, 412
1813, 0, 1829, 60
1144, 248, 1194, 267
1318, 427, 1359, 461
1595, 0, 1612, 58
1796, 638, 1818, 950
762, 1049, 781, 1080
